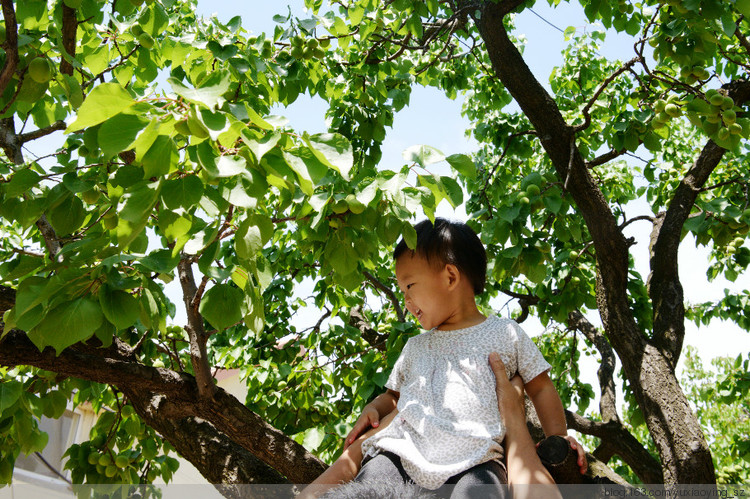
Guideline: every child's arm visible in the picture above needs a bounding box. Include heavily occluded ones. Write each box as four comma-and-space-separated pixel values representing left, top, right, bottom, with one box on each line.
343, 389, 399, 449
524, 372, 588, 474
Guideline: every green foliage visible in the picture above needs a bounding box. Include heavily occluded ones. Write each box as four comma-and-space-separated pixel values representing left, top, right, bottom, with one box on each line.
681, 348, 750, 484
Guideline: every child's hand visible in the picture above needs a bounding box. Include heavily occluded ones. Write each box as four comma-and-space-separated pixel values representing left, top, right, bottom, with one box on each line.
343, 406, 380, 450
563, 435, 588, 474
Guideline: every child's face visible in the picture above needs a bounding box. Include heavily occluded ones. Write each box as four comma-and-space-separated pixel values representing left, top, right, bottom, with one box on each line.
395, 252, 453, 330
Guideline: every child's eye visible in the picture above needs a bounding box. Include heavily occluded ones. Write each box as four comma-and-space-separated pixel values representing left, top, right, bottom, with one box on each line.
406, 283, 414, 290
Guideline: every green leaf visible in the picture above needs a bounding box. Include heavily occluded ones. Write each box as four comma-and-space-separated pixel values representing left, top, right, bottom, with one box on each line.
168, 72, 231, 111
198, 283, 243, 331
0, 381, 23, 414
98, 286, 140, 330
5, 168, 41, 197
142, 135, 177, 178
28, 298, 104, 354
47, 195, 85, 236
446, 154, 476, 179
161, 175, 204, 209
216, 155, 247, 177
305, 133, 353, 180
66, 83, 136, 132
402, 145, 445, 167
97, 113, 149, 157
235, 215, 274, 261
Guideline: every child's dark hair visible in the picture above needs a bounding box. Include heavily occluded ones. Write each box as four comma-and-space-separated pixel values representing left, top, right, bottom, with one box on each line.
393, 218, 487, 295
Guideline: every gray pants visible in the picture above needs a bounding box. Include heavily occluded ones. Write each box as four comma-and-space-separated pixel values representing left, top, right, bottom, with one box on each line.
355, 451, 509, 499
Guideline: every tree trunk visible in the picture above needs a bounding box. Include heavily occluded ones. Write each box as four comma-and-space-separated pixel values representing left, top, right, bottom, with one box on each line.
471, 0, 715, 484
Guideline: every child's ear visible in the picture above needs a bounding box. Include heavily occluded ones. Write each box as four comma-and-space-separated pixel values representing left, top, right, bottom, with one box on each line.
445, 264, 460, 290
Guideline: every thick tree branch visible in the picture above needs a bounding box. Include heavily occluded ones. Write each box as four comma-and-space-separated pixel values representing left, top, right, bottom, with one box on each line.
565, 411, 663, 484
18, 121, 67, 144
60, 4, 78, 76
567, 310, 618, 424
649, 79, 750, 370
587, 148, 626, 168
177, 256, 217, 399
0, 0, 19, 96
0, 330, 327, 483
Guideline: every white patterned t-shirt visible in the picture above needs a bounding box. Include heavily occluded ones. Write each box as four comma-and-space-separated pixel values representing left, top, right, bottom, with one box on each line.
360, 315, 551, 490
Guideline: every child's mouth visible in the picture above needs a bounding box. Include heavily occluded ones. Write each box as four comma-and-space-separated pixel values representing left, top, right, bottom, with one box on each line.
415, 309, 423, 321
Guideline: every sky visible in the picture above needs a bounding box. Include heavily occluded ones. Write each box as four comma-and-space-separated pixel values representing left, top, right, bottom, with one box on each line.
187, 1, 750, 375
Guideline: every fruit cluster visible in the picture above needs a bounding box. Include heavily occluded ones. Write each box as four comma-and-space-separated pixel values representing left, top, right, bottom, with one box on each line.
687, 90, 747, 149
290, 36, 328, 61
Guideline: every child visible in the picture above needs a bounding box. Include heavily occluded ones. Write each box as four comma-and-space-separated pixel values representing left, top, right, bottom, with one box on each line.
300, 218, 585, 497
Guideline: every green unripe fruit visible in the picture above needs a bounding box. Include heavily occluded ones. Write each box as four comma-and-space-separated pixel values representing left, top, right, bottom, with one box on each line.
727, 246, 736, 255
331, 200, 348, 214
103, 214, 119, 230
709, 94, 724, 107
722, 109, 736, 124
732, 237, 744, 247
88, 452, 100, 465
29, 58, 53, 84
665, 103, 681, 118
96, 464, 106, 474
115, 455, 129, 468
81, 188, 101, 204
302, 46, 314, 60
655, 111, 670, 123
98, 454, 111, 466
729, 123, 743, 135
526, 184, 541, 197
131, 24, 144, 37
345, 194, 366, 214
743, 208, 750, 219
718, 128, 730, 141
307, 38, 319, 50
121, 405, 135, 417
328, 219, 342, 229
313, 48, 325, 59
519, 196, 530, 205
291, 36, 303, 48
569, 250, 579, 260
721, 97, 734, 110
694, 68, 710, 80
705, 114, 721, 124
319, 38, 330, 48
654, 100, 667, 113
138, 33, 154, 49
63, 0, 83, 9
78, 145, 91, 157
105, 465, 118, 478
291, 46, 303, 59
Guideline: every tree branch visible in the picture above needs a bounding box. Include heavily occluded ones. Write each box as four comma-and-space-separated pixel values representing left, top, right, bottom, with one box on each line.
18, 121, 67, 144
649, 80, 750, 369
575, 57, 640, 133
0, 329, 327, 484
565, 411, 663, 484
60, 4, 78, 76
567, 310, 618, 424
0, 0, 19, 97
587, 148, 626, 168
177, 256, 216, 399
